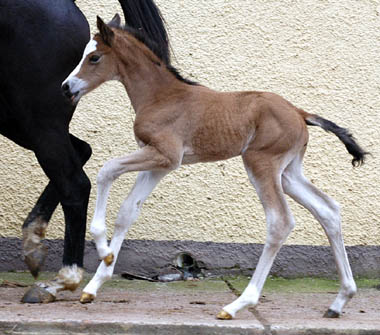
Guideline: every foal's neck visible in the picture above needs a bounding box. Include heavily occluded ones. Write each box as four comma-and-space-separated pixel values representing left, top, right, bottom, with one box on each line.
116, 34, 182, 112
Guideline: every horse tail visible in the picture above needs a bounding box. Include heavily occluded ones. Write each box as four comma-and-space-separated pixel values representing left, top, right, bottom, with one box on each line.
300, 110, 368, 167
117, 0, 170, 64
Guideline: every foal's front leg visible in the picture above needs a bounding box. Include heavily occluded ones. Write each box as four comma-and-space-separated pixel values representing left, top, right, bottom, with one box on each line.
89, 146, 177, 264
81, 146, 177, 303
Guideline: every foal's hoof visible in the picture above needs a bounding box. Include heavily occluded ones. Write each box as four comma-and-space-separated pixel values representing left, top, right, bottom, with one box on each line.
21, 285, 55, 304
103, 253, 114, 266
80, 292, 95, 304
323, 308, 340, 318
216, 310, 233, 320
24, 244, 48, 279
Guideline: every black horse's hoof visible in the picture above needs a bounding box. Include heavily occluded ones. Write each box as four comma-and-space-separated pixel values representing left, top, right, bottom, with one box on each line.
21, 285, 55, 304
24, 244, 47, 279
323, 308, 340, 318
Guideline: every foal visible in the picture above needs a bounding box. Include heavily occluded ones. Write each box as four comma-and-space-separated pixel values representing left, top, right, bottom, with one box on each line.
62, 16, 367, 319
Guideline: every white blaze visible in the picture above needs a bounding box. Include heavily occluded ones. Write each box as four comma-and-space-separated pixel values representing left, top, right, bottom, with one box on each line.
66, 39, 97, 80
61, 39, 98, 102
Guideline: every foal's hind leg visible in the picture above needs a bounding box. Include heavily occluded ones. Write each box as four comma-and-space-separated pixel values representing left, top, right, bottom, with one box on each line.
81, 170, 168, 302
218, 152, 295, 319
282, 152, 356, 317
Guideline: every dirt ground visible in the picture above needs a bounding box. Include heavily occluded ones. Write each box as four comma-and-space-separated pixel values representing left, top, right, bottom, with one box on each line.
1, 273, 380, 334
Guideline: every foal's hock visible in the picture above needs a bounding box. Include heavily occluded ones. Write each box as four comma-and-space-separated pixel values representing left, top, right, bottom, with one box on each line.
62, 15, 367, 319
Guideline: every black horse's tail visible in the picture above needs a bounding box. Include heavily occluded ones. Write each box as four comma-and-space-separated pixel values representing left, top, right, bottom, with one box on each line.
117, 0, 170, 64
304, 113, 368, 167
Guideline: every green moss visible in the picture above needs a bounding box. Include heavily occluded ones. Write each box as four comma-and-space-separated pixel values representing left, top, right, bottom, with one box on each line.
0, 272, 378, 294
0, 271, 55, 285
223, 275, 379, 294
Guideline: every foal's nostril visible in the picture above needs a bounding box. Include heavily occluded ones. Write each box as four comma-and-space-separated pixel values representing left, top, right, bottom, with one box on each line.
62, 83, 70, 93
61, 83, 73, 99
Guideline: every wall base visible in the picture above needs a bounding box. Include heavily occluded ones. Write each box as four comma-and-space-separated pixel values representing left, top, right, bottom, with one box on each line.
1, 238, 379, 278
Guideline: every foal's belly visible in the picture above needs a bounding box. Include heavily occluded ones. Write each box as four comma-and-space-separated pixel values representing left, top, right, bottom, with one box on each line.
181, 137, 248, 165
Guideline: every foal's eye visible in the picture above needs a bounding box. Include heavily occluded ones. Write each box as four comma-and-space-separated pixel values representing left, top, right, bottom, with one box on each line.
89, 55, 101, 64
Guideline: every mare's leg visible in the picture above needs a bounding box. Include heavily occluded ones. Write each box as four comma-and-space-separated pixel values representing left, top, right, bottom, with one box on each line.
282, 152, 356, 317
22, 135, 92, 278
22, 183, 59, 278
81, 170, 168, 302
218, 151, 295, 319
22, 133, 91, 303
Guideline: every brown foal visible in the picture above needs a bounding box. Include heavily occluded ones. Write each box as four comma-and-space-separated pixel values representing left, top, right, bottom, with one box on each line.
62, 15, 367, 319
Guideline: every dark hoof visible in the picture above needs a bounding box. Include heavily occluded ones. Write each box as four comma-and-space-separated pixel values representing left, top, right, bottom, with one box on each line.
323, 308, 340, 318
21, 285, 55, 304
24, 245, 47, 279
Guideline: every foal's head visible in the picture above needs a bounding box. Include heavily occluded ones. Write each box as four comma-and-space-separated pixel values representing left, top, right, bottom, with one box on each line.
62, 12, 196, 104
62, 15, 125, 104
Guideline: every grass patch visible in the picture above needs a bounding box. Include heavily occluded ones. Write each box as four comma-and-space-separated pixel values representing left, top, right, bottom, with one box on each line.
223, 275, 379, 294
1, 272, 378, 294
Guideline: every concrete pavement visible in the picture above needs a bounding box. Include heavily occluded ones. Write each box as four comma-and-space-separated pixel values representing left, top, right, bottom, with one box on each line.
1, 272, 380, 334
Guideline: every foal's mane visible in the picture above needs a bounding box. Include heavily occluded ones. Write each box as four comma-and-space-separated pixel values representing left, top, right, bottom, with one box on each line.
108, 15, 198, 86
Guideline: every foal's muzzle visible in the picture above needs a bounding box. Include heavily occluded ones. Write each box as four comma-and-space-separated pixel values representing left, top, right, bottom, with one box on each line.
61, 83, 78, 101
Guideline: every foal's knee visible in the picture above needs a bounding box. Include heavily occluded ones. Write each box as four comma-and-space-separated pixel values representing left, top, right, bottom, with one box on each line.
90, 223, 106, 239
97, 162, 115, 185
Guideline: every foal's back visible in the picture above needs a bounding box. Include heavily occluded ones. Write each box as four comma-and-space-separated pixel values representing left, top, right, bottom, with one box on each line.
155, 85, 309, 164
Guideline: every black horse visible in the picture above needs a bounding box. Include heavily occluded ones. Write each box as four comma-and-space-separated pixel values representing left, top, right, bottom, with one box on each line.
0, 0, 170, 303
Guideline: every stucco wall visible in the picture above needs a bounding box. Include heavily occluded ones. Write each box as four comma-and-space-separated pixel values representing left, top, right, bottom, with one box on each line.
0, 0, 379, 247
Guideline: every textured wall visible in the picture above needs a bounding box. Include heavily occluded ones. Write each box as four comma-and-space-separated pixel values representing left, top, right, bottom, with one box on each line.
0, 0, 379, 246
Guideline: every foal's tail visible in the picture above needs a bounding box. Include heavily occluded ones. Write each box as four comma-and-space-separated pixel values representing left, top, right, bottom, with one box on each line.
301, 111, 369, 167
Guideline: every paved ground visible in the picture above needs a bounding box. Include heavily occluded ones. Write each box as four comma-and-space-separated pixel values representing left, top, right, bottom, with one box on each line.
0, 272, 380, 334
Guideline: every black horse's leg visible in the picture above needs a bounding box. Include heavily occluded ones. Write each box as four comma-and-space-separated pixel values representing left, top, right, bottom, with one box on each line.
21, 135, 92, 279
62, 135, 92, 268
22, 183, 59, 278
22, 134, 91, 303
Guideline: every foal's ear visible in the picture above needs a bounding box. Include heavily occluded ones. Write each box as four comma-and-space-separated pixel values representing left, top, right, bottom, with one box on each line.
109, 14, 121, 28
97, 16, 114, 47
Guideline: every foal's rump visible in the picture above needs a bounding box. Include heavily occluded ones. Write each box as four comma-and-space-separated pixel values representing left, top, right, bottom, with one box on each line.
238, 91, 309, 156
246, 92, 367, 167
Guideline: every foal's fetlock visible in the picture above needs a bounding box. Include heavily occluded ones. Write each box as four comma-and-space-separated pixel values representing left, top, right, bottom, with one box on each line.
21, 265, 84, 304
344, 282, 357, 299
217, 286, 259, 320
103, 252, 114, 266
96, 245, 114, 266
323, 282, 356, 318
22, 218, 48, 278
